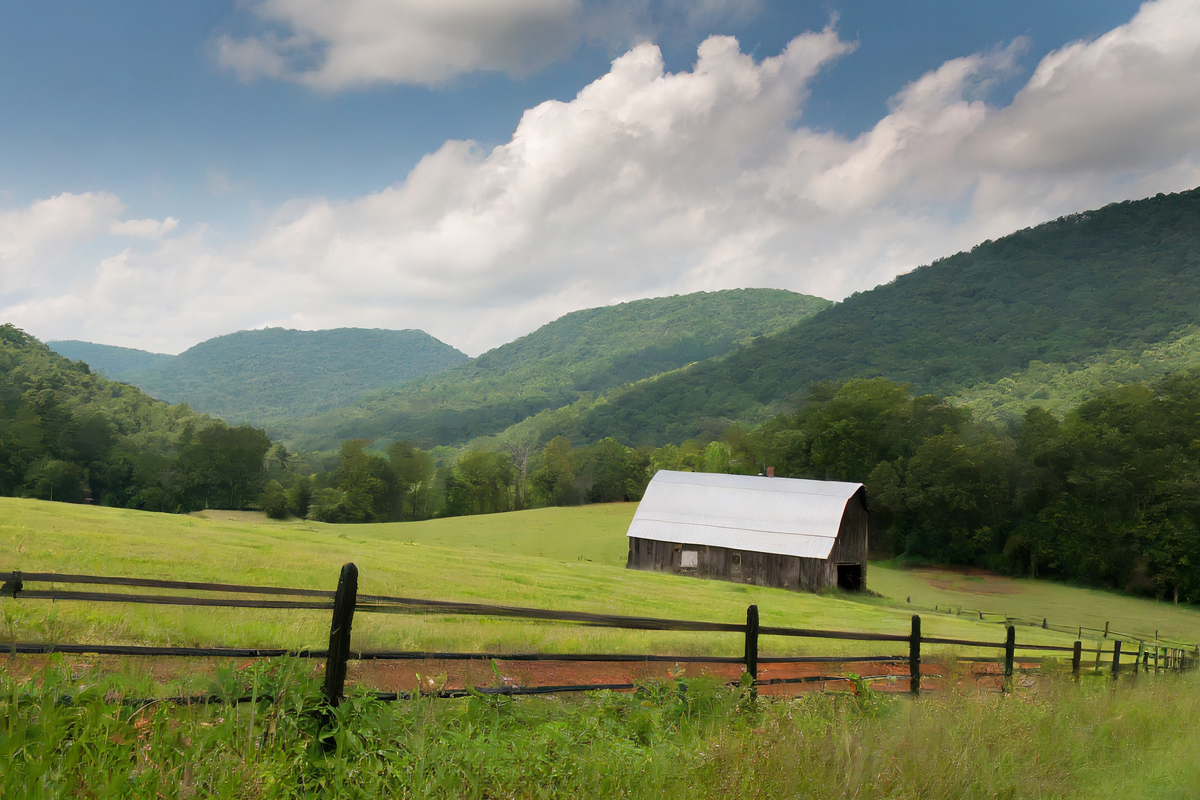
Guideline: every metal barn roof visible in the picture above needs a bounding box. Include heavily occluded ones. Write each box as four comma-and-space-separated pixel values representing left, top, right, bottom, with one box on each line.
627, 470, 864, 560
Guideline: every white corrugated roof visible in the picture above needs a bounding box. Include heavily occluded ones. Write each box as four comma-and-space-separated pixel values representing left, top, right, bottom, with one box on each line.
627, 470, 863, 560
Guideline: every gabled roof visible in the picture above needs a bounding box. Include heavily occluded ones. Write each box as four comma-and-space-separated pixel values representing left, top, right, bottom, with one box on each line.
627, 470, 864, 560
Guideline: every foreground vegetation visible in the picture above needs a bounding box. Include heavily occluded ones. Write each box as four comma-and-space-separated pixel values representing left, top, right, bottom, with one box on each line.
3, 658, 1199, 799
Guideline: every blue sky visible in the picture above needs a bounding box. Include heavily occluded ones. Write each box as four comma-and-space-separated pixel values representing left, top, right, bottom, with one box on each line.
3, 0, 1198, 354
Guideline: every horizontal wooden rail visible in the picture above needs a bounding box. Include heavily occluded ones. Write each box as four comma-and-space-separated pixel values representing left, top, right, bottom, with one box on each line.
758, 625, 911, 642
3, 642, 325, 658
4, 641, 907, 666
16, 590, 333, 611
2, 571, 333, 598
919, 636, 1007, 649
354, 599, 745, 632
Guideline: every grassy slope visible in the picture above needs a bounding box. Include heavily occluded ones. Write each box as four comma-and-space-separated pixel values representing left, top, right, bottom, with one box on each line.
567, 187, 1200, 445
286, 289, 831, 450
2, 326, 215, 452
115, 327, 469, 432
3, 498, 1197, 656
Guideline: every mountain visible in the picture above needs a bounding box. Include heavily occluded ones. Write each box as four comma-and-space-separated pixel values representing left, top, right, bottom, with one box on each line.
5, 325, 212, 452
286, 289, 832, 450
52, 328, 469, 432
0, 324, 233, 505
560, 187, 1200, 445
46, 340, 173, 379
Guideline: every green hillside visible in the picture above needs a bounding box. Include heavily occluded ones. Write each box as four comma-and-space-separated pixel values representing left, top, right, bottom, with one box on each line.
104, 327, 469, 432
953, 324, 1200, 422
287, 289, 831, 450
0, 325, 211, 451
46, 340, 173, 378
0, 324, 261, 507
565, 187, 1200, 445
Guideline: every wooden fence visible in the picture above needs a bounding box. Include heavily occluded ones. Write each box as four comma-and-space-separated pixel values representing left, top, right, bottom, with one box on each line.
2, 564, 1197, 711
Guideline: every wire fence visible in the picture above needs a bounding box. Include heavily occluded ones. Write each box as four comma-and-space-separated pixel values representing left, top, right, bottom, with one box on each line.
3, 565, 1197, 711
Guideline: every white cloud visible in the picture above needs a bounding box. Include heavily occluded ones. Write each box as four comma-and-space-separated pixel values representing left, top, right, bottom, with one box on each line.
109, 217, 179, 239
218, 0, 582, 88
7, 0, 1200, 356
0, 192, 124, 269
216, 0, 756, 89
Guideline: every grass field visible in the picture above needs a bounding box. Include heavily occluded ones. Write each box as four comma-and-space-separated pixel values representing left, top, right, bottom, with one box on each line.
3, 497, 1199, 661
4, 498, 1200, 799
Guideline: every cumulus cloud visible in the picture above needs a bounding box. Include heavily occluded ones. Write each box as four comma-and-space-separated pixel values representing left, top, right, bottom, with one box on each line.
109, 217, 179, 239
7, 0, 1200, 355
0, 192, 124, 270
216, 0, 756, 88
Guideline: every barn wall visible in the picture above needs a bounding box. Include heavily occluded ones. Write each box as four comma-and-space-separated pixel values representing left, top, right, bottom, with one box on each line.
625, 488, 870, 593
827, 489, 869, 587
628, 537, 831, 592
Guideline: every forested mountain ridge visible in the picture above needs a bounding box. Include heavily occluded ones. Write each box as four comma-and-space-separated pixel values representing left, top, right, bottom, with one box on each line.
46, 340, 172, 379
52, 328, 469, 433
286, 289, 831, 450
565, 187, 1200, 445
0, 324, 270, 510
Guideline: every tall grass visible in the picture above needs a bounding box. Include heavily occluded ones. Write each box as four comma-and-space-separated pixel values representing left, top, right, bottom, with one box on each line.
3, 657, 1198, 799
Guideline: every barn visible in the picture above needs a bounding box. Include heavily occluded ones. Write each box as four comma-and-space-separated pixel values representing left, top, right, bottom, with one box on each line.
625, 470, 868, 592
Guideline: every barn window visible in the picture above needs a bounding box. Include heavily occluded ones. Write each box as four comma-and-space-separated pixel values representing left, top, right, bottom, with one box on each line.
731, 553, 741, 566
680, 550, 698, 568
646, 542, 653, 555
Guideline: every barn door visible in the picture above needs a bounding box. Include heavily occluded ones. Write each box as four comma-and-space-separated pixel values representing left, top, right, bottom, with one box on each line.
836, 563, 862, 591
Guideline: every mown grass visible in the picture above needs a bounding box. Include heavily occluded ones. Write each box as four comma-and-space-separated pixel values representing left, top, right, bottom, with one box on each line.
3, 656, 1199, 799
3, 498, 1199, 662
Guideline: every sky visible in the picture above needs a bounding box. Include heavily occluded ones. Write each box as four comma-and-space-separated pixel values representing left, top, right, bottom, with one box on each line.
3, 0, 1199, 356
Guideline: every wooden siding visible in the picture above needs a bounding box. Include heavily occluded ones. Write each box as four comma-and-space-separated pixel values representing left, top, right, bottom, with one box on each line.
625, 487, 869, 593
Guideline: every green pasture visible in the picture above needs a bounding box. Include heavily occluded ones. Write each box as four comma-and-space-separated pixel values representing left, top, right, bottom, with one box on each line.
2, 498, 1198, 661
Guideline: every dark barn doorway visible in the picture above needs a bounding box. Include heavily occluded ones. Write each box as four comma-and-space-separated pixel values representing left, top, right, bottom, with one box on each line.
836, 563, 863, 591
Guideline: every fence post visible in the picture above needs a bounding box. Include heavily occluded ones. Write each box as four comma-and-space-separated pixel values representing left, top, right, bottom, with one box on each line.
1103, 621, 1110, 638
909, 615, 921, 698
744, 604, 759, 698
1111, 640, 1122, 680
1004, 625, 1015, 690
1072, 641, 1082, 681
1134, 642, 1143, 681
323, 562, 359, 708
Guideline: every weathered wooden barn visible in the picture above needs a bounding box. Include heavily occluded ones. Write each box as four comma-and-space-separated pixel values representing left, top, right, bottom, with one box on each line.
625, 470, 868, 592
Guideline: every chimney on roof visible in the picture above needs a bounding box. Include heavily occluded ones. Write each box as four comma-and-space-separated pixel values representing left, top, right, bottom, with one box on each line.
766, 466, 775, 478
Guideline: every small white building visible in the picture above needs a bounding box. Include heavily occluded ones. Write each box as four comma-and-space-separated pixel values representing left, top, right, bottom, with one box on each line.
625, 470, 868, 592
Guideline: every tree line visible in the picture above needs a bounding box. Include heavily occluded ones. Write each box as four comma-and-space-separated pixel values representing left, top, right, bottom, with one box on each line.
0, 325, 271, 513
261, 374, 1200, 603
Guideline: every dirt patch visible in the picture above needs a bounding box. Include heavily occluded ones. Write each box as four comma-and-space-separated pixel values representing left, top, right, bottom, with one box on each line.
909, 565, 1023, 596
2, 654, 1046, 698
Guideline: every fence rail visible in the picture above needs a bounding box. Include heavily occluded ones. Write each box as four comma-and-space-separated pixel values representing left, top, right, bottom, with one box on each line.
3, 565, 1197, 712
